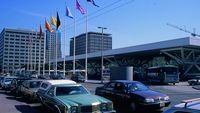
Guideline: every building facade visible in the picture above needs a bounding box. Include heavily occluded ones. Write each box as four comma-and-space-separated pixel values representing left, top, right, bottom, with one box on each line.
70, 32, 112, 56
0, 28, 45, 74
45, 29, 62, 63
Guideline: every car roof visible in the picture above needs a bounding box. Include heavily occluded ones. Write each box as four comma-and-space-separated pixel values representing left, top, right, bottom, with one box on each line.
4, 76, 17, 78
112, 80, 140, 84
43, 80, 76, 85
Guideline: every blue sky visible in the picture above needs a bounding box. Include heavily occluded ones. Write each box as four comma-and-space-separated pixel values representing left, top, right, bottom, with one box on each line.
0, 0, 200, 56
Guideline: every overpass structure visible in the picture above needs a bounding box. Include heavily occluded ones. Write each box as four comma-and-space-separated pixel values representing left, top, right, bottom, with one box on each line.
56, 37, 200, 80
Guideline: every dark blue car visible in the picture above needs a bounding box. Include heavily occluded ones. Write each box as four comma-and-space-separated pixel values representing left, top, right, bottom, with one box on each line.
95, 80, 170, 112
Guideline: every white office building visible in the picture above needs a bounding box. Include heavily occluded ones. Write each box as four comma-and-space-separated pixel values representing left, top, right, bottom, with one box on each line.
0, 28, 45, 74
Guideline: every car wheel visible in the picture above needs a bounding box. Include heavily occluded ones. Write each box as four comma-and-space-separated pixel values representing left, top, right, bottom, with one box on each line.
129, 102, 136, 112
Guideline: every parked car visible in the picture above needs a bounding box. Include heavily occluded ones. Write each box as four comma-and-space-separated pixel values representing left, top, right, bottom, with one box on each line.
188, 78, 200, 86
37, 80, 116, 113
1, 76, 17, 90
95, 80, 170, 112
0, 76, 4, 87
71, 74, 85, 82
163, 98, 200, 113
10, 77, 31, 95
21, 79, 43, 102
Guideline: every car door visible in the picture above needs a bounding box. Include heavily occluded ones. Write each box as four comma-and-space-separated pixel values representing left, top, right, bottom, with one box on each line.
114, 82, 129, 105
21, 81, 28, 94
43, 86, 58, 111
101, 82, 116, 101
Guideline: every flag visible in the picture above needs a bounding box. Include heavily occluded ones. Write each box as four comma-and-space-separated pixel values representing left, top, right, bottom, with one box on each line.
45, 20, 53, 33
87, 0, 99, 7
56, 12, 61, 30
40, 24, 42, 39
51, 16, 57, 27
66, 5, 73, 18
76, 0, 85, 15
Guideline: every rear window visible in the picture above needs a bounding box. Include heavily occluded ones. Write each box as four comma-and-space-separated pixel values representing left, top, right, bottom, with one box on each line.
30, 81, 42, 88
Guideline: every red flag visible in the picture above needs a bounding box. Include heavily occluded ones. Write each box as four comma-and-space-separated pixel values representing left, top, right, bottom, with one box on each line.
40, 24, 42, 39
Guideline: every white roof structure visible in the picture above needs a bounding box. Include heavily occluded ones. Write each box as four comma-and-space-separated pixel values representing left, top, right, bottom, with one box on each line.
44, 80, 76, 85
58, 37, 200, 62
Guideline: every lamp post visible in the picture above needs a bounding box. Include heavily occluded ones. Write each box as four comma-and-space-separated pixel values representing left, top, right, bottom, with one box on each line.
98, 27, 107, 83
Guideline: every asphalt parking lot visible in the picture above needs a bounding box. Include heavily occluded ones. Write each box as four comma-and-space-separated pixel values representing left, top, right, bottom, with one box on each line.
0, 81, 199, 113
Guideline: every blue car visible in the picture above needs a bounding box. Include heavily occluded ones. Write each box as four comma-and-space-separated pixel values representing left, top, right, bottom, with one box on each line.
95, 80, 170, 112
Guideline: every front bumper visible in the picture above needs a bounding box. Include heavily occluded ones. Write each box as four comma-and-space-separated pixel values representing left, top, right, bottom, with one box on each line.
138, 101, 170, 109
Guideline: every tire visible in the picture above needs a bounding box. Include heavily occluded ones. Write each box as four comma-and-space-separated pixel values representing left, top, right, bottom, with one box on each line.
129, 102, 136, 112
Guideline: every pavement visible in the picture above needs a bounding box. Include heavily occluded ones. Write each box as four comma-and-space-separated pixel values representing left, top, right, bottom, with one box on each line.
193, 85, 200, 90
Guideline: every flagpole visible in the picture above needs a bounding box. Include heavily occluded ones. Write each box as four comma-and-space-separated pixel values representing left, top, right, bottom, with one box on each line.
85, 1, 88, 81
43, 32, 46, 76
56, 30, 58, 76
35, 30, 37, 71
38, 32, 41, 76
73, 0, 77, 75
64, 16, 66, 78
27, 33, 30, 70
30, 30, 33, 71
49, 32, 51, 76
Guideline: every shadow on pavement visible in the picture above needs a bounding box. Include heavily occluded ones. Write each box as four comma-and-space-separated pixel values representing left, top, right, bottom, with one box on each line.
15, 105, 47, 113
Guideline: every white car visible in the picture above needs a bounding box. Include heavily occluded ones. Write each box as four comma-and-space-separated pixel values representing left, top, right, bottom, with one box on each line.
163, 98, 200, 113
2, 76, 17, 90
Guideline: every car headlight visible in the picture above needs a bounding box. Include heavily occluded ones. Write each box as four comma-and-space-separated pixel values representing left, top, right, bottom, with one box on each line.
101, 103, 107, 111
145, 98, 155, 103
70, 106, 78, 113
164, 96, 169, 101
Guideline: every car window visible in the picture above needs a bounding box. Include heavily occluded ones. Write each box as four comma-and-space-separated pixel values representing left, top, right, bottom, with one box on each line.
41, 83, 48, 89
47, 87, 55, 96
105, 82, 115, 90
127, 82, 149, 91
56, 86, 89, 96
115, 83, 125, 91
30, 81, 42, 88
22, 81, 27, 87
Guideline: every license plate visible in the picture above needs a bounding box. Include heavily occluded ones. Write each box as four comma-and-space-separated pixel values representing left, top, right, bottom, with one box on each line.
160, 102, 165, 107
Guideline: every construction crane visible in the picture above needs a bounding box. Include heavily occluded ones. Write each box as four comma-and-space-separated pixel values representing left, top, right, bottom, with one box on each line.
166, 23, 200, 37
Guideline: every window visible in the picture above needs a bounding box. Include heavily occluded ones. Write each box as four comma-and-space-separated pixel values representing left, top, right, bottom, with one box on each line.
47, 87, 55, 96
105, 82, 115, 90
115, 83, 125, 91
56, 86, 88, 96
41, 83, 48, 89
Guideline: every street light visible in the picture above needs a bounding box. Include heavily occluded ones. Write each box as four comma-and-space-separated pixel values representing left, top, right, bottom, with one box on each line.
98, 27, 107, 83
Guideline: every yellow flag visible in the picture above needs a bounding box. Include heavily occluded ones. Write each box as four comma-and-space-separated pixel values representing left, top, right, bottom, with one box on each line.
51, 16, 57, 26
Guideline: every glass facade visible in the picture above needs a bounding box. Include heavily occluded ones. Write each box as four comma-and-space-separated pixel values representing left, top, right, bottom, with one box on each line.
45, 29, 62, 63
70, 32, 112, 56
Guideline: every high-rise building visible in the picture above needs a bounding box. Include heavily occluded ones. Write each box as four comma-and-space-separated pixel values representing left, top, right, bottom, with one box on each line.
70, 32, 112, 56
0, 28, 45, 74
45, 29, 62, 63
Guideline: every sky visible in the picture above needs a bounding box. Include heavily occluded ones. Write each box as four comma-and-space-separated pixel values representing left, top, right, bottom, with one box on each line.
1, 0, 200, 56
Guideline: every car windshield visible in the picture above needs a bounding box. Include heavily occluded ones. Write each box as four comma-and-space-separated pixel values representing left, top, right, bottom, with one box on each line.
127, 82, 149, 91
56, 86, 89, 96
30, 81, 42, 88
